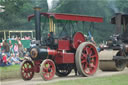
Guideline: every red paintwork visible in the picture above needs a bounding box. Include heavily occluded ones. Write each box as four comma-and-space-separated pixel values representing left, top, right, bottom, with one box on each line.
28, 13, 103, 23
53, 13, 103, 22
34, 60, 41, 73
55, 52, 74, 64
28, 14, 34, 21
73, 32, 86, 49
47, 48, 58, 56
58, 40, 70, 50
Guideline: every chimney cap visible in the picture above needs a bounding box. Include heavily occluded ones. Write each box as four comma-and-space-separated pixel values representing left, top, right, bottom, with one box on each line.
34, 7, 41, 10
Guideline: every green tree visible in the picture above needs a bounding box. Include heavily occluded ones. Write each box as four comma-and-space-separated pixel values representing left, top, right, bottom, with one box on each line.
0, 0, 48, 30
53, 0, 115, 43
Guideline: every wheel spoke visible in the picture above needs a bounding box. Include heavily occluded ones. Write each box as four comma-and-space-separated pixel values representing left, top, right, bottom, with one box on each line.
43, 72, 48, 77
91, 59, 94, 63
22, 65, 25, 69
25, 73, 28, 78
27, 63, 29, 68
90, 54, 96, 58
85, 67, 90, 73
43, 68, 48, 72
82, 53, 87, 58
29, 68, 33, 72
81, 59, 87, 64
82, 63, 87, 70
89, 63, 95, 68
86, 47, 92, 55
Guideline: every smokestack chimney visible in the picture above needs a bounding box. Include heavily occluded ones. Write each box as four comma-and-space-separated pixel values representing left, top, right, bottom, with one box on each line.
34, 7, 41, 44
115, 13, 122, 34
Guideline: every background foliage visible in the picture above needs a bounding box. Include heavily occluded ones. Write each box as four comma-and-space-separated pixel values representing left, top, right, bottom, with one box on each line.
0, 0, 127, 43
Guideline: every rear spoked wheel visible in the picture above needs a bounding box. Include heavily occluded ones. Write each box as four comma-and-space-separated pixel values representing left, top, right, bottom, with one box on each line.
75, 42, 99, 77
40, 59, 56, 81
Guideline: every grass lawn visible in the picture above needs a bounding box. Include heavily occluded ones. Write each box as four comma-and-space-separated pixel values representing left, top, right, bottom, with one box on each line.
39, 74, 128, 85
0, 65, 20, 80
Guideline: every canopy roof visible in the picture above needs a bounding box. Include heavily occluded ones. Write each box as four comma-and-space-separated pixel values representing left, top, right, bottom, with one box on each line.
28, 12, 103, 23
111, 14, 128, 25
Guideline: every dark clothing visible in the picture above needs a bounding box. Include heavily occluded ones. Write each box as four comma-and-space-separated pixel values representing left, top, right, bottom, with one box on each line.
3, 42, 10, 52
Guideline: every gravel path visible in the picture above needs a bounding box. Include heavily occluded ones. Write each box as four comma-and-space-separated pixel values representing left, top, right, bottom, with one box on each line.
1, 68, 128, 85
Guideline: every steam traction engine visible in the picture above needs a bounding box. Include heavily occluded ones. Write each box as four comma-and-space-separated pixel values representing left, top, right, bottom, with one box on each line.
20, 7, 103, 81
99, 13, 128, 71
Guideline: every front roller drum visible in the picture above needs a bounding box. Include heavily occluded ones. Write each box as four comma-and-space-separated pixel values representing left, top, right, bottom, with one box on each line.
75, 42, 99, 77
40, 59, 56, 81
99, 51, 126, 71
20, 60, 34, 80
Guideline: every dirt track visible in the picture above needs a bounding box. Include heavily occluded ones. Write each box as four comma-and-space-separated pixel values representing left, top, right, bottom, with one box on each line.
1, 68, 128, 85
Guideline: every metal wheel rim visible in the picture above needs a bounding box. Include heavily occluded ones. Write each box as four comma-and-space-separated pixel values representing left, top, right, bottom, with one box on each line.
20, 60, 34, 80
115, 51, 126, 71
75, 42, 99, 76
40, 59, 56, 81
115, 60, 126, 70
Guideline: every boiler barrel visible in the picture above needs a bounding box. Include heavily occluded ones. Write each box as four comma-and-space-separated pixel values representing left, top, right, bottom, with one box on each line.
30, 47, 57, 60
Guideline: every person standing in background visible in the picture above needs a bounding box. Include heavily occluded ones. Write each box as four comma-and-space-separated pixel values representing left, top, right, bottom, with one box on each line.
10, 44, 14, 54
3, 40, 10, 57
17, 39, 23, 57
14, 43, 18, 57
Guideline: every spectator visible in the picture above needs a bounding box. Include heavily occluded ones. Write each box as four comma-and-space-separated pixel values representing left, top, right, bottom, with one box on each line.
0, 53, 2, 66
2, 53, 7, 65
16, 53, 20, 60
3, 40, 10, 57
0, 43, 2, 53
21, 37, 25, 40
1, 53, 11, 66
9, 40, 11, 46
10, 53, 20, 65
24, 52, 29, 57
23, 48, 27, 56
11, 36, 15, 40
10, 44, 14, 53
25, 36, 30, 40
3, 40, 10, 52
14, 43, 18, 57
17, 39, 23, 57
15, 35, 18, 40
90, 37, 96, 45
7, 36, 12, 40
